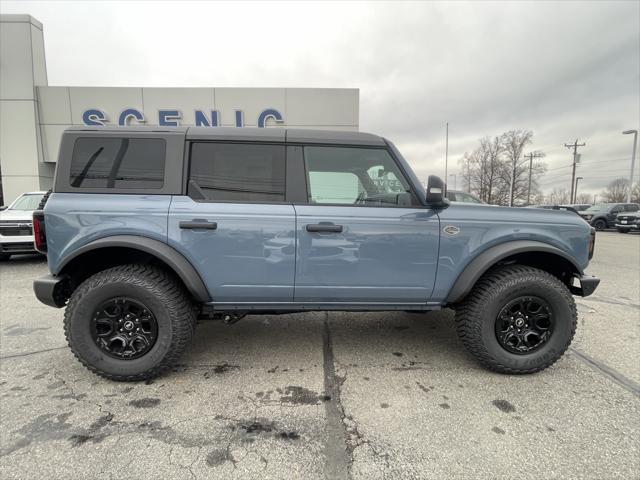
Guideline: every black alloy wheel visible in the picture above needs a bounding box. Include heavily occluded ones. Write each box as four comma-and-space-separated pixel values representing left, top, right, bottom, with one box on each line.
90, 297, 158, 359
495, 296, 553, 354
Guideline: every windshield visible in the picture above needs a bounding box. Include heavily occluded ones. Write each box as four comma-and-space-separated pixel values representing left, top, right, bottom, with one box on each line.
585, 204, 609, 213
9, 194, 44, 211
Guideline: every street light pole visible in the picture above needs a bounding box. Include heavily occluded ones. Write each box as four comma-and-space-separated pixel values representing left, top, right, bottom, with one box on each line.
574, 176, 583, 203
444, 122, 449, 195
623, 130, 638, 203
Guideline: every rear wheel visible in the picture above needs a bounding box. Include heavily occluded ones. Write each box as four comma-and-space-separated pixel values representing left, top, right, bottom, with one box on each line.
64, 264, 196, 381
593, 219, 606, 230
455, 265, 576, 374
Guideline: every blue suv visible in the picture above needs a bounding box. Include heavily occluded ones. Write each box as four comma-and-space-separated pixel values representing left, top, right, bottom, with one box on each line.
33, 127, 599, 381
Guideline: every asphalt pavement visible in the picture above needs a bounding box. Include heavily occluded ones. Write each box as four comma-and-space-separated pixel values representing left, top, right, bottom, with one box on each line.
1, 231, 638, 479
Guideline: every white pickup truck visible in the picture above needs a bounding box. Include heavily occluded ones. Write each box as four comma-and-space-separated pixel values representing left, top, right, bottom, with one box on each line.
0, 191, 46, 260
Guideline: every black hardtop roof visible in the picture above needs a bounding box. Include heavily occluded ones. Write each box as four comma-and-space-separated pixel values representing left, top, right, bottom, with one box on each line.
66, 126, 386, 146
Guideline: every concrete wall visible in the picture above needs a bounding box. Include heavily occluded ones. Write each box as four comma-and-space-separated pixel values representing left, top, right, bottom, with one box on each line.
0, 15, 52, 205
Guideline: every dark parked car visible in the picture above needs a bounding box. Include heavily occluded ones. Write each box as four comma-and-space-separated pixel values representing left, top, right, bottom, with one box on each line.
446, 190, 484, 204
527, 205, 581, 216
561, 204, 591, 212
615, 211, 640, 233
578, 203, 640, 230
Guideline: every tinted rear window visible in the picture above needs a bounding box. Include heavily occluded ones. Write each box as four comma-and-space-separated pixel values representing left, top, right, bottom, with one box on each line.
70, 137, 166, 189
188, 143, 285, 202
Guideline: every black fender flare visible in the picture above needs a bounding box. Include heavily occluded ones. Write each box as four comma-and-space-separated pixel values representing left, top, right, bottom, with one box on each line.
445, 240, 583, 304
56, 235, 211, 302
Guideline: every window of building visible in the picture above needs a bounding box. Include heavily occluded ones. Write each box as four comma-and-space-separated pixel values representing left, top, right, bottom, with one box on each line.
304, 146, 417, 206
188, 142, 285, 202
70, 137, 165, 189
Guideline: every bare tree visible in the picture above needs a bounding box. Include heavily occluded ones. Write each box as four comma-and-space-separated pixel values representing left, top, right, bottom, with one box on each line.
478, 136, 505, 204
546, 188, 571, 205
458, 131, 545, 206
501, 130, 533, 206
531, 191, 546, 205
602, 178, 629, 203
574, 193, 593, 204
632, 183, 640, 204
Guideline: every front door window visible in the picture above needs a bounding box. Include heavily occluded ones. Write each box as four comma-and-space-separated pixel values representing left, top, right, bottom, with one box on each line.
304, 146, 419, 207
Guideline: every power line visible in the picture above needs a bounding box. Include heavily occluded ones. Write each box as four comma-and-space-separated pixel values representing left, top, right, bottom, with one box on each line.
538, 173, 640, 188
580, 157, 633, 165
543, 158, 632, 173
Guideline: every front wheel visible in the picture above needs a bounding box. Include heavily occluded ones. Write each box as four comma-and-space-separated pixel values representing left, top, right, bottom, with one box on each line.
593, 219, 606, 231
454, 265, 576, 374
64, 265, 196, 381
617, 228, 630, 233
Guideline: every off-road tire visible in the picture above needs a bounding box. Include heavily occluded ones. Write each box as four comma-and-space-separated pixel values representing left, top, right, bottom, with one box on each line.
64, 264, 196, 381
454, 265, 576, 374
593, 219, 606, 231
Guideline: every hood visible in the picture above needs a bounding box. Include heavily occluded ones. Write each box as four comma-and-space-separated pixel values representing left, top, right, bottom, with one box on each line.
617, 211, 640, 218
444, 202, 589, 227
0, 209, 34, 222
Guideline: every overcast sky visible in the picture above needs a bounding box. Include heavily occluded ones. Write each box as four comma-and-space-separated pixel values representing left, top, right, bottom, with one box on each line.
3, 0, 639, 197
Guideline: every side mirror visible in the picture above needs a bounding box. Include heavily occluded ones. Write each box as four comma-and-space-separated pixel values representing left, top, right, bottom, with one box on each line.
426, 175, 447, 207
0, 206, 7, 211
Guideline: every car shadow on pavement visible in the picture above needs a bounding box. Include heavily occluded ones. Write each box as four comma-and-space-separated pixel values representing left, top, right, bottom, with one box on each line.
181, 310, 477, 377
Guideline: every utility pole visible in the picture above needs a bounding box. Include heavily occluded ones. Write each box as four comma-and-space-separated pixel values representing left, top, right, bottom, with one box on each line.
565, 139, 585, 204
444, 122, 449, 195
524, 152, 543, 205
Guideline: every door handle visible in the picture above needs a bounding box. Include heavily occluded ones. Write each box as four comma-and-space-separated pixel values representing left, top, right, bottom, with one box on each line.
179, 220, 217, 230
306, 223, 343, 233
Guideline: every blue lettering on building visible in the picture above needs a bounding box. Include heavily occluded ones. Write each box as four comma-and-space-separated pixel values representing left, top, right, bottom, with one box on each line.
82, 109, 107, 126
118, 108, 144, 126
234, 110, 244, 128
257, 108, 284, 128
158, 110, 181, 127
194, 110, 219, 127
81, 108, 284, 127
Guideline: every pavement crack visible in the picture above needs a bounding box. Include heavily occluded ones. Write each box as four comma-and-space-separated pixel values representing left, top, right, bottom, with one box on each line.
0, 346, 67, 360
580, 295, 640, 310
569, 347, 640, 397
322, 314, 350, 480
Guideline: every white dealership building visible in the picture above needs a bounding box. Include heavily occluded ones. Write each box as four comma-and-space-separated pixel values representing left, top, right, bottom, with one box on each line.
0, 14, 359, 204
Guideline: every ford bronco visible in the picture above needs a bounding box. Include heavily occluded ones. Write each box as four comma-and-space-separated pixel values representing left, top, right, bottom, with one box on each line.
33, 127, 599, 381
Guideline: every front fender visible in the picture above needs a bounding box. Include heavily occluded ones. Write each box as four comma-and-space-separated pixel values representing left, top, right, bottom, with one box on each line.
443, 240, 582, 304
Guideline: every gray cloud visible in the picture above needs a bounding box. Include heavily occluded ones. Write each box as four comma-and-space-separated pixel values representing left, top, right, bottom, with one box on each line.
4, 0, 639, 196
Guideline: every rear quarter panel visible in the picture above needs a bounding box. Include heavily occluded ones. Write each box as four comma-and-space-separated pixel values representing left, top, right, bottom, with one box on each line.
431, 204, 592, 302
44, 193, 171, 274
